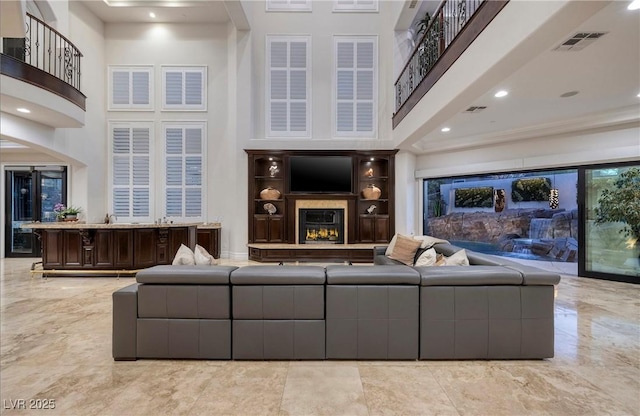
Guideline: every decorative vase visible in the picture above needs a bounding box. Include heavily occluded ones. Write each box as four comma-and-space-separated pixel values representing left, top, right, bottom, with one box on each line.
362, 184, 381, 200
260, 187, 281, 200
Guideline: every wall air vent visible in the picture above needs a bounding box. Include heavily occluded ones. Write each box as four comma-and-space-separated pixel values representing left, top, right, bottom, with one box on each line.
464, 106, 487, 113
408, 0, 418, 8
553, 32, 607, 51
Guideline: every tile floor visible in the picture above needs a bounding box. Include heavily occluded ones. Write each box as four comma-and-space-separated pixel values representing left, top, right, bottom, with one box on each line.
1, 257, 638, 416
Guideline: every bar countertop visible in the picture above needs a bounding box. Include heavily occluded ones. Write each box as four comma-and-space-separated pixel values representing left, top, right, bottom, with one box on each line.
21, 222, 222, 230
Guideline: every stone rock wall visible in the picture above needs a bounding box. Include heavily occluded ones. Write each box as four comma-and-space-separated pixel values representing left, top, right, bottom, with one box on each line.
426, 209, 578, 244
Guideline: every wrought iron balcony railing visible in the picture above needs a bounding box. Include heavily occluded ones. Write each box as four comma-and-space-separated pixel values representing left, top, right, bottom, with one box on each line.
1, 13, 84, 109
393, 0, 509, 128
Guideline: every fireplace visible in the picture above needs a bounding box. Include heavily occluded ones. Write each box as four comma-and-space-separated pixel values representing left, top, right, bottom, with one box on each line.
299, 209, 345, 244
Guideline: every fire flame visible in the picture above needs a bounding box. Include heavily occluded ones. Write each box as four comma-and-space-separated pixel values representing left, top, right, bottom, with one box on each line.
306, 228, 339, 240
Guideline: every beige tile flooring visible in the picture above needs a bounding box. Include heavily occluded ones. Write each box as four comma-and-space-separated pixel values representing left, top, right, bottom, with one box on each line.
1, 257, 638, 416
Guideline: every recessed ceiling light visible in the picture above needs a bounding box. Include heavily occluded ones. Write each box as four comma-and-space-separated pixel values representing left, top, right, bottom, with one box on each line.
17, 108, 31, 113
560, 91, 579, 98
149, 12, 156, 18
370, 157, 375, 161
637, 92, 640, 98
628, 0, 640, 11
494, 90, 508, 98
441, 127, 451, 133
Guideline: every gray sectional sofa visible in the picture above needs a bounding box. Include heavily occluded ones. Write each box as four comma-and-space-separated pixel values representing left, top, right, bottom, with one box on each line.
113, 244, 560, 361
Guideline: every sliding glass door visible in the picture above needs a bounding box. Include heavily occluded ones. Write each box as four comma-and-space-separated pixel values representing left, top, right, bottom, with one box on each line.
580, 163, 639, 283
4, 166, 67, 257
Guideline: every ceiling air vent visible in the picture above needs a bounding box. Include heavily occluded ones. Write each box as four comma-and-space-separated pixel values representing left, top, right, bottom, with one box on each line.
553, 32, 607, 51
464, 106, 487, 113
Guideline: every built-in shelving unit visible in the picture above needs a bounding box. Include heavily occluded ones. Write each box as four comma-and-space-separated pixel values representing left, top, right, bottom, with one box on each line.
246, 150, 397, 257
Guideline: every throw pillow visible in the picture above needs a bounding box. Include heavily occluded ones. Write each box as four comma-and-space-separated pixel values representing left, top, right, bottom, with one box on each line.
412, 235, 450, 249
385, 233, 399, 256
443, 249, 470, 266
388, 234, 423, 266
194, 244, 219, 265
414, 248, 438, 266
172, 244, 195, 266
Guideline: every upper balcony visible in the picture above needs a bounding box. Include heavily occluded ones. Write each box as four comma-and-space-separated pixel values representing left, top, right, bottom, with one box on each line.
393, 0, 508, 128
1, 13, 85, 128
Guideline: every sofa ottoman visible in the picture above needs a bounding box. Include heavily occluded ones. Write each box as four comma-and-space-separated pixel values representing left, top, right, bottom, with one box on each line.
113, 265, 238, 360
230, 266, 326, 360
325, 265, 421, 359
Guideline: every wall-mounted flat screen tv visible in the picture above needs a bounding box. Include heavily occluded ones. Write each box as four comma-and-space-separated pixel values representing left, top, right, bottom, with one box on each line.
289, 156, 353, 193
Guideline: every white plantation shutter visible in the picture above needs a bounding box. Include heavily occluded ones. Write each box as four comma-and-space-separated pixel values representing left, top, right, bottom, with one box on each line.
163, 122, 205, 221
162, 66, 207, 111
110, 122, 153, 222
266, 35, 311, 138
333, 0, 378, 11
108, 66, 153, 110
266, 0, 312, 11
112, 72, 129, 105
334, 36, 377, 137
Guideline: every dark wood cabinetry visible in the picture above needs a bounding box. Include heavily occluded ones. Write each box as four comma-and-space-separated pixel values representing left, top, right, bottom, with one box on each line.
134, 229, 158, 268
246, 150, 396, 246
358, 215, 390, 243
253, 214, 285, 243
42, 229, 63, 267
114, 230, 134, 268
94, 229, 114, 267
196, 228, 221, 259
355, 154, 394, 244
37, 225, 199, 272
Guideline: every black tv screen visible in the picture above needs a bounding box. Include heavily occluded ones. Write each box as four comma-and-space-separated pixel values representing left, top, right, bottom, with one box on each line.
289, 156, 352, 193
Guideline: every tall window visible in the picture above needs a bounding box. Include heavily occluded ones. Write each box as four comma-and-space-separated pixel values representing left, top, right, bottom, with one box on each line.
163, 122, 206, 221
110, 122, 153, 222
333, 0, 378, 12
333, 36, 377, 138
108, 66, 153, 111
582, 164, 640, 282
161, 66, 207, 111
266, 0, 312, 11
266, 35, 311, 138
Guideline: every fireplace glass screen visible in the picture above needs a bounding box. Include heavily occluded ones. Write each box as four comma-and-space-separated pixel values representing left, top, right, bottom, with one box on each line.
299, 209, 345, 244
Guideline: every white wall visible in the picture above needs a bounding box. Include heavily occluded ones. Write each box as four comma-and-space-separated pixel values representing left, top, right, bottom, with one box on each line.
105, 20, 239, 254
394, 151, 417, 235
416, 125, 640, 179
244, 1, 396, 149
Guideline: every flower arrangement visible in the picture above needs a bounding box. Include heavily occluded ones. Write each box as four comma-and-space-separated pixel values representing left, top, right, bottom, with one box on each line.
53, 203, 82, 220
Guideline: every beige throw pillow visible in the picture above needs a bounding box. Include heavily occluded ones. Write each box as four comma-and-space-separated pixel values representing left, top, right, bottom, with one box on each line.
386, 234, 449, 254
443, 249, 470, 266
388, 234, 423, 266
385, 233, 399, 256
172, 244, 195, 265
194, 244, 219, 265
412, 235, 450, 249
414, 248, 438, 266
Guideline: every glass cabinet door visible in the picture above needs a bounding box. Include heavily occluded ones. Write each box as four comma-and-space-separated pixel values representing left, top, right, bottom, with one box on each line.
4, 166, 66, 257
8, 171, 34, 255
582, 164, 640, 282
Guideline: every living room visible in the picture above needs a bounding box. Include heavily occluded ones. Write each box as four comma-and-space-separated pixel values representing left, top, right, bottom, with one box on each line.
1, 0, 639, 414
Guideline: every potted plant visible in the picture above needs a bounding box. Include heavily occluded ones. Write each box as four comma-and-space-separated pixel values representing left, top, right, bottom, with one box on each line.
53, 203, 67, 221
62, 205, 83, 221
